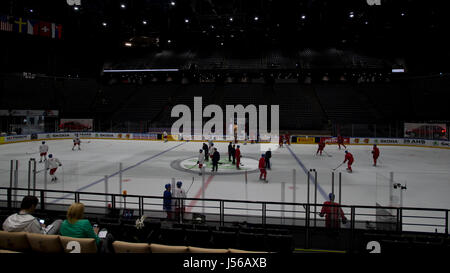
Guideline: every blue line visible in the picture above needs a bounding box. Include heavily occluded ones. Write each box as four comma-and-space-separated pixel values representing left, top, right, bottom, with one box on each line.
286, 145, 328, 201
50, 141, 186, 204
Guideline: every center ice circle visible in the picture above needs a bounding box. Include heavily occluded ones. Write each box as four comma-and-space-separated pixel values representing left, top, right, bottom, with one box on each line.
171, 156, 260, 175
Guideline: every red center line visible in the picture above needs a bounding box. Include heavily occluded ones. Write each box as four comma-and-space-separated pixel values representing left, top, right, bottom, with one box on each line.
186, 174, 215, 213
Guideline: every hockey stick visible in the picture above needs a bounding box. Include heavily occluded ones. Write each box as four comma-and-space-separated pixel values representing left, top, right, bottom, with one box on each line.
186, 178, 194, 194
323, 151, 332, 157
332, 162, 344, 171
188, 163, 199, 170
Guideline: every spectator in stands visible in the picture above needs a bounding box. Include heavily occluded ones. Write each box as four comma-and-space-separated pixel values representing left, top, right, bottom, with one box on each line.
59, 202, 114, 253
163, 184, 173, 219
319, 193, 347, 229
60, 202, 100, 245
2, 196, 62, 234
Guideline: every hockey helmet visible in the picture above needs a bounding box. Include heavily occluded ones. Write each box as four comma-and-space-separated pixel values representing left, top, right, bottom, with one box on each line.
237, 145, 240, 148
199, 149, 203, 153
165, 183, 171, 189
176, 181, 182, 188
261, 154, 265, 157
42, 141, 45, 144
345, 150, 348, 153
329, 193, 335, 200
48, 154, 53, 158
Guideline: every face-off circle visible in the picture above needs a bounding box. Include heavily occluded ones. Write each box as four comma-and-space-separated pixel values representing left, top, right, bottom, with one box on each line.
171, 156, 260, 175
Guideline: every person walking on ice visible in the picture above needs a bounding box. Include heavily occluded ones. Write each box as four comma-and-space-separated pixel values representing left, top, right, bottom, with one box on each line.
46, 154, 62, 182
197, 149, 205, 175
259, 154, 267, 182
39, 141, 49, 163
72, 134, 81, 151
372, 144, 380, 166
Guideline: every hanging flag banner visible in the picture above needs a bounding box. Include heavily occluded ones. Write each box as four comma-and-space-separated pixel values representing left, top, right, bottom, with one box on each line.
0, 14, 62, 39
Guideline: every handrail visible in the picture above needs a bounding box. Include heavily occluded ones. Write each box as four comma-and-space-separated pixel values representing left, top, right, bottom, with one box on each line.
2, 187, 448, 213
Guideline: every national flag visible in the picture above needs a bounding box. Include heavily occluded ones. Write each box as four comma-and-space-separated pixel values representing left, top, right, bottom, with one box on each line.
51, 23, 62, 39
27, 19, 39, 35
0, 15, 13, 32
39, 21, 51, 37
13, 17, 27, 33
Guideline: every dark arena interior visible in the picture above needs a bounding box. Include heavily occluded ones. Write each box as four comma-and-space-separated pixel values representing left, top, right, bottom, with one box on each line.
0, 0, 449, 265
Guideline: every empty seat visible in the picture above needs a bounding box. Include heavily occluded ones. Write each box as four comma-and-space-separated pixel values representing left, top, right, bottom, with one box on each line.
265, 234, 293, 253
150, 243, 188, 253
211, 231, 238, 249
60, 236, 98, 253
26, 233, 63, 253
185, 229, 211, 248
238, 232, 266, 251
0, 231, 31, 252
159, 227, 186, 246
112, 241, 150, 253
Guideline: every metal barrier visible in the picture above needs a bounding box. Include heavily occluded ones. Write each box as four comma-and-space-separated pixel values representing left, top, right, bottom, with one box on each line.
0, 187, 448, 236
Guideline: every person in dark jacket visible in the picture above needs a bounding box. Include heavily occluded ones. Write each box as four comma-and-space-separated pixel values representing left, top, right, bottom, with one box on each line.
228, 142, 233, 161
231, 144, 236, 165
202, 143, 209, 162
211, 148, 220, 172
163, 184, 172, 219
265, 148, 272, 170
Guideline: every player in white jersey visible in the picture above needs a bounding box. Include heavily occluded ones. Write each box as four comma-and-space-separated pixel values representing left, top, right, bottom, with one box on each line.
163, 131, 168, 142
197, 149, 205, 175
72, 134, 81, 150
45, 154, 62, 182
39, 141, 49, 163
173, 181, 187, 222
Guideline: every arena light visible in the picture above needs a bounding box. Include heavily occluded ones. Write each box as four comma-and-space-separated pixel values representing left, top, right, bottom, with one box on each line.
102, 22, 107, 27
142, 20, 148, 25
184, 18, 190, 23
170, 1, 176, 6
103, 69, 179, 73
254, 16, 259, 21
392, 68, 405, 73
120, 3, 126, 9
124, 42, 132, 47
229, 17, 233, 22
73, 6, 79, 11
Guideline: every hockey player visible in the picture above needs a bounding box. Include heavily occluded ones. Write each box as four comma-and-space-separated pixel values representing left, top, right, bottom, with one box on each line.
279, 135, 284, 147
228, 142, 232, 161
72, 134, 81, 151
163, 184, 172, 219
235, 145, 241, 169
163, 131, 168, 142
316, 140, 326, 156
197, 149, 205, 175
265, 148, 272, 170
46, 154, 62, 182
39, 141, 49, 163
202, 143, 209, 162
337, 135, 346, 150
231, 144, 236, 165
343, 151, 354, 173
372, 144, 380, 166
319, 193, 347, 229
259, 154, 267, 182
211, 148, 220, 172
173, 181, 186, 222
285, 132, 291, 145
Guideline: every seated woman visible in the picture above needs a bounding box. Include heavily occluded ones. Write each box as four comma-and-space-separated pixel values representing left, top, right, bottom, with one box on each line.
60, 202, 101, 245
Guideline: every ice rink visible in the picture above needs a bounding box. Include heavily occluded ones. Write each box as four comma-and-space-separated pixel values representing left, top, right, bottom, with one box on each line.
1, 138, 449, 212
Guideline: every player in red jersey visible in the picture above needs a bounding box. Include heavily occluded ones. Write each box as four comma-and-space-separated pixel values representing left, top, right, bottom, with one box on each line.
235, 145, 241, 169
316, 141, 326, 156
258, 154, 267, 182
371, 144, 380, 166
319, 193, 347, 229
337, 135, 346, 150
343, 151, 354, 173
